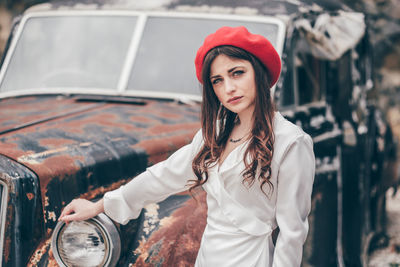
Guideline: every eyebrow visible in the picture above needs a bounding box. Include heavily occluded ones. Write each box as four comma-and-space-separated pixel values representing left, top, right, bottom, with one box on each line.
210, 66, 245, 79
228, 66, 243, 73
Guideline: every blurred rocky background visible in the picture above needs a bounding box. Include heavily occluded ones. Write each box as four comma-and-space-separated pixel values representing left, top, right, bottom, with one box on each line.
338, 3, 400, 262
340, 0, 400, 156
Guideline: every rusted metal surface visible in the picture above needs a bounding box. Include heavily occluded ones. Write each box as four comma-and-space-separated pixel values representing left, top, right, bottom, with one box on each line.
26, 239, 58, 267
0, 94, 200, 266
0, 155, 44, 267
24, 185, 207, 266
26, 178, 143, 266
1, 95, 199, 198
127, 191, 207, 266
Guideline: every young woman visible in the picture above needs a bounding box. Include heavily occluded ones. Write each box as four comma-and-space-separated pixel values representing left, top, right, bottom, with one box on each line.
59, 26, 315, 266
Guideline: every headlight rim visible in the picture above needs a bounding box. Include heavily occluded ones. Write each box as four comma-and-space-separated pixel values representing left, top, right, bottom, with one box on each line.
51, 213, 121, 267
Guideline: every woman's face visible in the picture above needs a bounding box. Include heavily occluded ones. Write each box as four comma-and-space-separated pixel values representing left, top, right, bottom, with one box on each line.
209, 54, 257, 118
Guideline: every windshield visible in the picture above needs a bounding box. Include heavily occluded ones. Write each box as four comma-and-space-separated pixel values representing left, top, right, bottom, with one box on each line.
127, 16, 279, 96
0, 13, 281, 98
0, 15, 137, 92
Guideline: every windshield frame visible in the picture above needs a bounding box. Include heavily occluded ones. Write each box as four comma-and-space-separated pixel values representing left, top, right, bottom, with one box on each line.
0, 10, 286, 102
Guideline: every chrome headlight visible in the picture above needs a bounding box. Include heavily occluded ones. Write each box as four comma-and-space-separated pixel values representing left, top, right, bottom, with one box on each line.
51, 213, 121, 267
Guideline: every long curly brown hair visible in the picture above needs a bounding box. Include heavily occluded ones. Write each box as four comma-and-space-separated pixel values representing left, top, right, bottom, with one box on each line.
190, 45, 276, 196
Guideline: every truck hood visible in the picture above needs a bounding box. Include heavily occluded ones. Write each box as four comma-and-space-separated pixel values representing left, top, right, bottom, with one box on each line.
0, 94, 200, 195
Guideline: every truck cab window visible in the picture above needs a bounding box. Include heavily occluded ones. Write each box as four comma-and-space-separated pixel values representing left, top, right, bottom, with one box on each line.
291, 35, 328, 106
294, 52, 327, 105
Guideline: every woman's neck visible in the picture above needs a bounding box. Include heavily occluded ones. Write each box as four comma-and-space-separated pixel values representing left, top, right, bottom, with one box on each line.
236, 109, 254, 132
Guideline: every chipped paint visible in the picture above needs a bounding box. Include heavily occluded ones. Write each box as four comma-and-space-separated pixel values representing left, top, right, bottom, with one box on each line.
131, 192, 207, 266
48, 211, 56, 222
17, 142, 92, 165
27, 239, 51, 267
27, 238, 59, 267
159, 216, 176, 227
142, 204, 160, 235
25, 178, 140, 265
79, 178, 130, 200
26, 192, 34, 200
44, 195, 49, 207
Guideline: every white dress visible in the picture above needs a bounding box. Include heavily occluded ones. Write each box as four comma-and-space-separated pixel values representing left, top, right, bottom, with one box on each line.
103, 111, 315, 267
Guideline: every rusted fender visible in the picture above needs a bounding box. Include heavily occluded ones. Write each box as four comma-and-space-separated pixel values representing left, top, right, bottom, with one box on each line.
0, 155, 44, 267
26, 190, 207, 266
128, 191, 207, 266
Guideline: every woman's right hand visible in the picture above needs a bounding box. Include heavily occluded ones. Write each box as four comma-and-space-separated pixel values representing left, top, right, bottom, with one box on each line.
59, 198, 104, 223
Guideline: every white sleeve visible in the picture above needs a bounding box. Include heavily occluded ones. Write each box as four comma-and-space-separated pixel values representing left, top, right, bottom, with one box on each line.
103, 129, 203, 225
272, 134, 315, 266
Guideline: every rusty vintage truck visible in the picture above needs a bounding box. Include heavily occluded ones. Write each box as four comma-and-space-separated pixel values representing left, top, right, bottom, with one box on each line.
0, 0, 397, 266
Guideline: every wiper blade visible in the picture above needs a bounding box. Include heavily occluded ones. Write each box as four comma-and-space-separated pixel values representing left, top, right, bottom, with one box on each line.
74, 95, 147, 105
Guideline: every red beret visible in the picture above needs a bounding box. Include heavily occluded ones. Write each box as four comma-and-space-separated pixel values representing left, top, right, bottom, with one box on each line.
195, 26, 281, 87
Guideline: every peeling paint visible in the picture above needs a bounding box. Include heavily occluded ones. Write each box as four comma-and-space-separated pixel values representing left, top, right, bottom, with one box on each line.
48, 211, 56, 222
17, 142, 92, 164
27, 239, 51, 267
159, 216, 176, 227
132, 192, 207, 266
26, 192, 34, 200
142, 203, 160, 235
79, 178, 130, 200
44, 195, 49, 207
